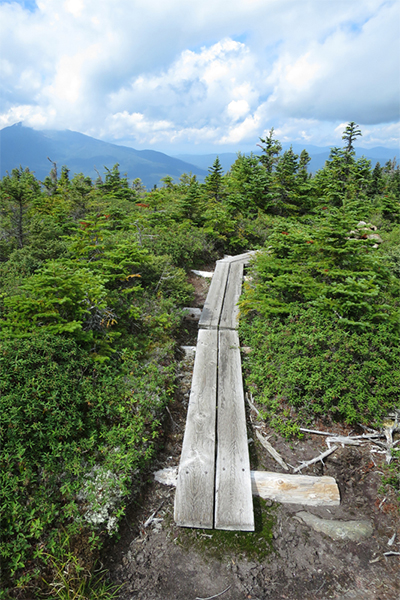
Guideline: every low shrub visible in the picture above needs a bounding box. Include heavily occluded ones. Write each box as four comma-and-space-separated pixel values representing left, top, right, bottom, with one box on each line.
0, 334, 174, 597
240, 306, 400, 434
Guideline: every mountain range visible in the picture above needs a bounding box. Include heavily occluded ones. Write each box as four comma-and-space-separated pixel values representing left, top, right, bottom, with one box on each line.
0, 123, 207, 188
0, 123, 398, 189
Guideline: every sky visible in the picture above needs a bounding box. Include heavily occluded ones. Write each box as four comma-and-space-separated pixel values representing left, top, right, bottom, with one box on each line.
0, 0, 399, 154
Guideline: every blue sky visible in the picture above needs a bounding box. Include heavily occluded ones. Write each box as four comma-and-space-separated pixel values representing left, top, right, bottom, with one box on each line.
0, 0, 399, 154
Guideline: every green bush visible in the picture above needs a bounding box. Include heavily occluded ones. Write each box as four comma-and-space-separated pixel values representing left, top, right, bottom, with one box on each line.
142, 221, 217, 269
0, 334, 173, 596
240, 306, 400, 433
240, 211, 399, 329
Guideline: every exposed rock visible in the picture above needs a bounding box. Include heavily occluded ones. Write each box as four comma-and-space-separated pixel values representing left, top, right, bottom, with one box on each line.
295, 511, 373, 541
367, 233, 383, 243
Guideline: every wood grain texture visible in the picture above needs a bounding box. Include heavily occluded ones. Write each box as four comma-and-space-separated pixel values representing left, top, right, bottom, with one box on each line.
174, 329, 218, 528
198, 261, 230, 330
215, 330, 254, 531
251, 472, 340, 506
219, 251, 257, 264
219, 261, 243, 330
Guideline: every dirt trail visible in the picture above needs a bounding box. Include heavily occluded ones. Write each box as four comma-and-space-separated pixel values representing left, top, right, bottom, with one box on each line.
105, 271, 400, 600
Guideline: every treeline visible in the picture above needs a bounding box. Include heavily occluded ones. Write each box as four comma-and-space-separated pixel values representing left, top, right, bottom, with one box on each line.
1, 123, 399, 598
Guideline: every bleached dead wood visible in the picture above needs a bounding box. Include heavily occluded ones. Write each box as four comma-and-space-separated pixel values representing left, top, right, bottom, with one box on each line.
143, 501, 165, 528
326, 436, 361, 448
245, 392, 261, 419
191, 270, 214, 278
293, 446, 338, 473
299, 428, 332, 436
251, 471, 340, 506
383, 416, 400, 464
255, 430, 289, 471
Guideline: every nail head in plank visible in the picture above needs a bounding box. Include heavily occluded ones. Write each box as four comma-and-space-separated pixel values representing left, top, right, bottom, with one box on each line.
215, 330, 254, 531
174, 329, 218, 528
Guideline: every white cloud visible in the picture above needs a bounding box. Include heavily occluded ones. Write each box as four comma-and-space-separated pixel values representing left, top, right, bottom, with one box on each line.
0, 0, 398, 152
64, 0, 84, 18
227, 100, 250, 122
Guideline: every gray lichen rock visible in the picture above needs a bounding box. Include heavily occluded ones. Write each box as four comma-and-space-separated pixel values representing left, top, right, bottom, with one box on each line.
295, 511, 373, 541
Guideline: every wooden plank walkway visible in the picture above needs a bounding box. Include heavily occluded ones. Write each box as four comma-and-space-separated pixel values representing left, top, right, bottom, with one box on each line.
174, 329, 218, 528
175, 252, 255, 531
198, 261, 230, 330
219, 261, 243, 330
215, 330, 254, 530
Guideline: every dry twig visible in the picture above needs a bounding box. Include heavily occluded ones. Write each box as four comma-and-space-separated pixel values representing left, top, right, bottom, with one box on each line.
246, 392, 262, 419
293, 446, 338, 473
195, 586, 232, 600
255, 430, 289, 471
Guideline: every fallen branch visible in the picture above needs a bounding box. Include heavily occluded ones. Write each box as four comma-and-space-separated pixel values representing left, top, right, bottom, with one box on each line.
255, 430, 289, 471
195, 585, 232, 600
388, 532, 396, 546
299, 428, 331, 436
246, 392, 262, 419
143, 501, 165, 528
326, 436, 361, 448
300, 428, 382, 441
293, 446, 338, 473
383, 551, 400, 557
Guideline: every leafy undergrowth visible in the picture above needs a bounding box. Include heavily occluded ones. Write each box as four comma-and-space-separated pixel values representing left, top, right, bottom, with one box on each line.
177, 498, 276, 562
0, 334, 175, 598
40, 534, 123, 600
240, 306, 400, 436
381, 449, 400, 506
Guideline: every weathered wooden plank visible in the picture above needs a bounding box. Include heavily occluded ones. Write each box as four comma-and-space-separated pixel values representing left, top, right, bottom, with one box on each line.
215, 330, 254, 531
251, 472, 340, 506
198, 261, 230, 330
219, 261, 243, 330
174, 329, 218, 528
220, 251, 257, 264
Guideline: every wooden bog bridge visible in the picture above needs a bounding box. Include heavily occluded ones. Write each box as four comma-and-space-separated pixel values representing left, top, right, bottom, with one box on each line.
174, 252, 256, 531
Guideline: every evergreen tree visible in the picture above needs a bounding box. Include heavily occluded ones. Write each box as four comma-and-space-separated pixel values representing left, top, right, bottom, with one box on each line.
0, 166, 40, 249
205, 156, 224, 201
258, 127, 282, 173
342, 121, 362, 154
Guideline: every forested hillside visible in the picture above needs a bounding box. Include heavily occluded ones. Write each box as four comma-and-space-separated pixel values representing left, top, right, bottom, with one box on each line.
1, 123, 399, 599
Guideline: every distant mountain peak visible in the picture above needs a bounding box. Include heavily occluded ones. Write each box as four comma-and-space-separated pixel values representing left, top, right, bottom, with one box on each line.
0, 124, 206, 188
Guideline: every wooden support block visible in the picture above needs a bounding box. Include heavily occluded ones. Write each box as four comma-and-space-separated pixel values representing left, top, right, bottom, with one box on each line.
174, 329, 218, 528
161, 468, 341, 508
199, 261, 230, 330
215, 330, 254, 531
251, 472, 340, 506
219, 261, 243, 330
183, 307, 202, 321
